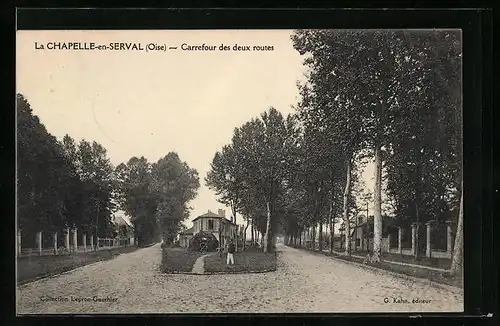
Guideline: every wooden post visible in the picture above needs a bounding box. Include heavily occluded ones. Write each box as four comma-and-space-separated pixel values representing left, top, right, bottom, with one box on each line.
411, 223, 417, 256
36, 231, 42, 255
73, 227, 78, 252
425, 221, 433, 258
90, 235, 94, 251
398, 227, 403, 254
65, 228, 70, 251
53, 232, 58, 255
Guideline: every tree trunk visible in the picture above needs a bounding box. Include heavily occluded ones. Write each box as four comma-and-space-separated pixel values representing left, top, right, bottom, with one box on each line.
330, 192, 336, 253
343, 158, 352, 256
235, 225, 239, 252
244, 219, 250, 250
329, 217, 334, 254
309, 227, 312, 249
372, 146, 383, 262
263, 201, 273, 253
251, 220, 255, 243
319, 220, 323, 251
310, 227, 313, 249
330, 216, 334, 254
232, 205, 237, 224
450, 180, 463, 275
310, 225, 314, 250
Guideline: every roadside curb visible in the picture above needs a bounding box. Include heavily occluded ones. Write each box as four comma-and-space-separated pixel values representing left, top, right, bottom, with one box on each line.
289, 246, 463, 294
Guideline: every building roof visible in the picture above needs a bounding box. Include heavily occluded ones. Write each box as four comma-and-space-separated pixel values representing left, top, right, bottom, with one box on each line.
195, 211, 221, 219
192, 211, 236, 225
113, 212, 133, 228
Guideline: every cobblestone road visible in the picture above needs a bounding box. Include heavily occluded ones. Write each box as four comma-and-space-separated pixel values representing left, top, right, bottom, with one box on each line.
17, 244, 463, 314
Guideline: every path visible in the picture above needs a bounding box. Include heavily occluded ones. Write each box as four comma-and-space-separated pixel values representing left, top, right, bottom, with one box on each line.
17, 244, 463, 314
191, 254, 210, 274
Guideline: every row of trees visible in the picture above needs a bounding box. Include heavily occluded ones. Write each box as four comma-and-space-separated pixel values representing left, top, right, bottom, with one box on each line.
17, 94, 200, 247
17, 94, 116, 246
206, 29, 463, 275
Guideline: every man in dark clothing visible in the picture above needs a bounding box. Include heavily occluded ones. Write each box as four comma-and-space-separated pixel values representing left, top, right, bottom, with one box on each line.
227, 240, 235, 265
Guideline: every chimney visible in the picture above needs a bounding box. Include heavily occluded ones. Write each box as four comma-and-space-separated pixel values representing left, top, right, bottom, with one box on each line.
218, 209, 225, 218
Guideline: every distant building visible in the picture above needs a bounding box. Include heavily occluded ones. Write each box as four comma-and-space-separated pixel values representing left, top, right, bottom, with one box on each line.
337, 215, 397, 252
178, 209, 238, 248
112, 211, 135, 246
178, 227, 194, 247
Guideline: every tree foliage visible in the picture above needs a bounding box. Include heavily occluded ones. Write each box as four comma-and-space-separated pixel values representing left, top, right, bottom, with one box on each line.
17, 94, 116, 246
206, 108, 300, 252
115, 153, 199, 246
17, 94, 200, 249
290, 29, 461, 264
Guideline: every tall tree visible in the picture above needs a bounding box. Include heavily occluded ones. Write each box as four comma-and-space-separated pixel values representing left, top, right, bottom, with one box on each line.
76, 140, 116, 238
115, 157, 157, 246
206, 144, 242, 225
292, 30, 372, 256
17, 94, 72, 242
151, 152, 200, 244
292, 30, 461, 263
115, 153, 199, 246
208, 108, 299, 253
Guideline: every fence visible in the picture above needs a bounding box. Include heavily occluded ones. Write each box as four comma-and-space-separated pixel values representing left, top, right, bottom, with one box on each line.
16, 228, 135, 257
291, 219, 456, 260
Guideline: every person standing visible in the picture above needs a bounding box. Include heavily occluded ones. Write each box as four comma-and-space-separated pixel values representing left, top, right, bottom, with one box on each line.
227, 240, 235, 265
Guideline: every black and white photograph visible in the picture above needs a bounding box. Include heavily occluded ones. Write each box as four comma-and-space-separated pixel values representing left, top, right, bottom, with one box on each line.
16, 29, 463, 314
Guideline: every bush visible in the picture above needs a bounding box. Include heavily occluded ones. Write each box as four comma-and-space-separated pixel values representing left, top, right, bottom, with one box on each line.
188, 231, 219, 252
244, 243, 263, 252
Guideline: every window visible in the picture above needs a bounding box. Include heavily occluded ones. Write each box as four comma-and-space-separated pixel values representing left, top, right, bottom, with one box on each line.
208, 220, 214, 230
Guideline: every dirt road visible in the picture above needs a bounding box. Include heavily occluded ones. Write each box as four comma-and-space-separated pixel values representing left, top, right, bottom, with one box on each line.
17, 244, 463, 314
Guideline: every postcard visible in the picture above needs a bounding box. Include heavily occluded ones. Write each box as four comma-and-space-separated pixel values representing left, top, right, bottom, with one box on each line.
16, 29, 463, 314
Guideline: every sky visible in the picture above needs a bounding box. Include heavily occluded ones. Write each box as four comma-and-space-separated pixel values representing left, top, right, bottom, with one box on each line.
17, 30, 375, 231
